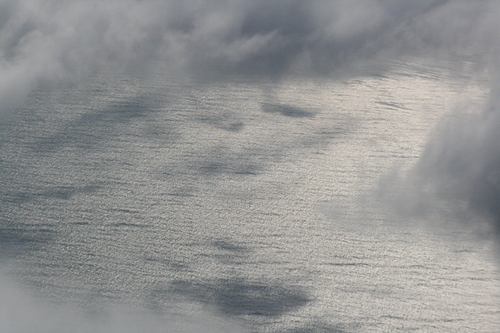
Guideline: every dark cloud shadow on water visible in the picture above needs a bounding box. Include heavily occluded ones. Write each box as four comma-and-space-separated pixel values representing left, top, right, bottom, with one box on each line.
210, 239, 252, 265
0, 224, 53, 258
195, 146, 261, 177
1, 185, 101, 258
31, 94, 162, 153
261, 102, 316, 118
198, 160, 259, 176
213, 240, 248, 253
197, 114, 245, 133
4, 185, 101, 204
279, 323, 350, 333
169, 278, 310, 317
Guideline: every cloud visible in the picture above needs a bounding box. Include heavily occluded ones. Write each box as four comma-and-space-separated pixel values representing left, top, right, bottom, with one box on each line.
0, 269, 245, 333
0, 0, 500, 216
386, 86, 500, 235
1, 0, 499, 117
374, 0, 500, 235
1, 0, 500, 226
1, 1, 499, 227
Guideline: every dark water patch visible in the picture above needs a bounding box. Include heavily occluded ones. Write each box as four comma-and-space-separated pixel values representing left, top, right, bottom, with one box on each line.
381, 315, 407, 320
143, 257, 188, 270
196, 111, 246, 132
108, 208, 140, 214
3, 185, 101, 204
109, 222, 149, 228
213, 240, 248, 252
80, 96, 151, 123
31, 94, 161, 153
233, 164, 260, 176
39, 187, 78, 200
375, 101, 408, 110
321, 262, 370, 267
167, 192, 195, 198
212, 240, 250, 264
281, 323, 349, 333
72, 221, 89, 226
225, 122, 245, 132
234, 170, 257, 175
262, 102, 315, 118
0, 228, 49, 245
454, 249, 476, 253
0, 225, 55, 257
197, 159, 260, 176
3, 192, 33, 204
192, 145, 263, 177
199, 161, 225, 174
170, 278, 310, 317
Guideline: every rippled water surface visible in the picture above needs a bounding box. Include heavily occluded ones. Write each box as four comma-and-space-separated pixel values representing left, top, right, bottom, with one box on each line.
1, 59, 499, 332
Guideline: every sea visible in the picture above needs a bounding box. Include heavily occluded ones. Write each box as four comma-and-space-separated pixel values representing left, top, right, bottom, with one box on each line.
1, 58, 499, 332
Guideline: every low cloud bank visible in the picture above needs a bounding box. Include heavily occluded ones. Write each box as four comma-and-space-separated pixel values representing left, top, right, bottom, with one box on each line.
0, 0, 499, 116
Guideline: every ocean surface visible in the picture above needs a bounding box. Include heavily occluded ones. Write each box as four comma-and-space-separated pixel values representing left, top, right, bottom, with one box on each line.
1, 58, 499, 332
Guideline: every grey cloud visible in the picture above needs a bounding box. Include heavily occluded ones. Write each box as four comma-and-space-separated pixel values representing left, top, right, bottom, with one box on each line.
378, 78, 500, 236
408, 94, 500, 233
1, 0, 499, 116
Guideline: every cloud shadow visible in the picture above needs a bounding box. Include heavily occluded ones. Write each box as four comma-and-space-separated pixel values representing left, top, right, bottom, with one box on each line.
261, 102, 315, 118
169, 278, 310, 317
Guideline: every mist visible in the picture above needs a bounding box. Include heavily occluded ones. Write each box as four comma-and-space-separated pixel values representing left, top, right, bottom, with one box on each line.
1, 0, 498, 115
383, 78, 500, 236
2, 0, 500, 331
0, 270, 245, 333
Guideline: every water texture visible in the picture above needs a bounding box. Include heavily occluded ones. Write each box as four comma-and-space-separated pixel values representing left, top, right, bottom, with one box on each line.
1, 59, 499, 332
